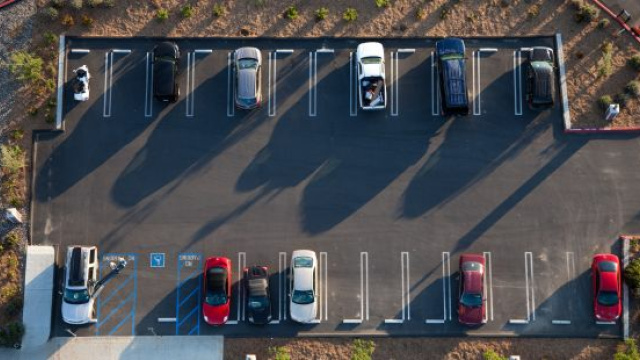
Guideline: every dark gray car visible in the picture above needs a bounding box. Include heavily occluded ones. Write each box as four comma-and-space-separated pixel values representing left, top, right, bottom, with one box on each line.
233, 47, 262, 109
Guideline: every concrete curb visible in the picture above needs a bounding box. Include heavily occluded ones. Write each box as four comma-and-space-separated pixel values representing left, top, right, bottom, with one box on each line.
620, 235, 636, 339
55, 34, 65, 131
555, 33, 572, 132
22, 246, 55, 349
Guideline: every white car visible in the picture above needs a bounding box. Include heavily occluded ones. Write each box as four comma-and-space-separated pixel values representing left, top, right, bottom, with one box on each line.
289, 250, 318, 323
72, 65, 90, 102
356, 42, 387, 110
62, 246, 98, 324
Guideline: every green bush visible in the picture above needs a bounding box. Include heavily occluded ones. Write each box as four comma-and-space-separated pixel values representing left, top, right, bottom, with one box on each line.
0, 145, 25, 174
315, 7, 329, 21
43, 31, 58, 46
571, 0, 584, 10
212, 3, 225, 17
416, 7, 426, 20
601, 41, 613, 54
268, 346, 291, 360
86, 0, 103, 7
50, 0, 65, 8
9, 51, 43, 84
181, 5, 194, 18
626, 80, 640, 97
68, 0, 83, 10
0, 322, 24, 347
483, 349, 508, 360
598, 52, 612, 78
343, 7, 358, 22
598, 18, 610, 28
43, 7, 59, 20
156, 8, 169, 21
614, 93, 630, 108
629, 54, 640, 71
440, 6, 451, 20
375, 0, 391, 8
61, 13, 75, 27
599, 94, 613, 110
575, 3, 599, 23
82, 14, 94, 27
285, 6, 298, 20
11, 129, 24, 141
615, 339, 640, 360
527, 4, 540, 18
351, 339, 375, 360
5, 297, 23, 318
4, 232, 21, 249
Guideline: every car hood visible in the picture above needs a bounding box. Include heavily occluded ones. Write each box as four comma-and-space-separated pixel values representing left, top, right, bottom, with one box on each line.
290, 302, 316, 323
595, 303, 621, 322
361, 63, 384, 78
458, 304, 483, 325
203, 302, 230, 325
249, 306, 272, 324
62, 300, 94, 324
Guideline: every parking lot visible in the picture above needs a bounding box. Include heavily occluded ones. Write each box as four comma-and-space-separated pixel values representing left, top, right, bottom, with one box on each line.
32, 37, 640, 338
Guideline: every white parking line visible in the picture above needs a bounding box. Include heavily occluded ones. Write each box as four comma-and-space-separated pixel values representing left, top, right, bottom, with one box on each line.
227, 51, 234, 117
624, 237, 630, 337
112, 49, 131, 54
349, 52, 358, 117
472, 51, 481, 116
343, 252, 368, 324
526, 251, 536, 322
552, 320, 571, 325
321, 252, 328, 321
278, 252, 287, 323
385, 252, 411, 324
228, 252, 245, 325
268, 50, 294, 117
268, 52, 274, 117
552, 251, 574, 325
389, 52, 395, 117
397, 48, 416, 54
430, 51, 440, 116
483, 251, 494, 322
144, 52, 153, 118
157, 317, 176, 323
194, 49, 213, 54
513, 50, 523, 116
509, 252, 535, 324
308, 52, 314, 117
102, 51, 113, 118
185, 52, 196, 117
70, 49, 90, 54
308, 50, 333, 117
426, 252, 450, 324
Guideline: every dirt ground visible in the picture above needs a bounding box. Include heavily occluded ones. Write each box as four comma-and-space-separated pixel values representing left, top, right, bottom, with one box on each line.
224, 337, 620, 360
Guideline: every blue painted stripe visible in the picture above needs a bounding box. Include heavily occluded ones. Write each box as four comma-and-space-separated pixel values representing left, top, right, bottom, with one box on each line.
132, 256, 137, 335
175, 255, 182, 335
178, 288, 199, 308
108, 312, 132, 336
98, 293, 134, 327
177, 306, 198, 328
100, 274, 134, 307
188, 325, 198, 335
196, 278, 201, 335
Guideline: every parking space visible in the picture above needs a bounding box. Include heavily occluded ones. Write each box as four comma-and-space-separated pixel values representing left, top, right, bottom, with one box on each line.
37, 37, 636, 338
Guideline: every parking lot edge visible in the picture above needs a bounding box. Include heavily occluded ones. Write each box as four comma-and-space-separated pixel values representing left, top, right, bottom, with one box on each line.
555, 33, 572, 133
56, 34, 66, 131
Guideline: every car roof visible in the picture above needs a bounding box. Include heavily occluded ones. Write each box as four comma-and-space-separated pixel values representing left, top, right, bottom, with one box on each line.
599, 269, 619, 291
154, 42, 178, 58
530, 47, 553, 62
293, 266, 314, 291
154, 59, 176, 96
237, 69, 257, 99
248, 278, 268, 296
463, 268, 483, 294
68, 247, 84, 286
235, 47, 261, 61
441, 58, 467, 106
206, 267, 227, 291
530, 63, 554, 103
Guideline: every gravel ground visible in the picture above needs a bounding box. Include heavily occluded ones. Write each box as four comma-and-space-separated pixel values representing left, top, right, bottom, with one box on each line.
0, 0, 36, 134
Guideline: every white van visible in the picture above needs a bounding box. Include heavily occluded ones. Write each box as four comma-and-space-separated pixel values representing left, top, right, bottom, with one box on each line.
61, 246, 98, 324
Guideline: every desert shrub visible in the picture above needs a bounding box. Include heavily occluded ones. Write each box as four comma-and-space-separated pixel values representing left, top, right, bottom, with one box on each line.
575, 3, 599, 23
44, 78, 56, 92
4, 232, 21, 249
156, 8, 169, 21
284, 6, 298, 20
629, 54, 640, 71
86, 0, 103, 7
0, 322, 24, 347
0, 284, 18, 299
375, 0, 391, 8
614, 93, 630, 108
50, 0, 65, 8
416, 7, 426, 20
9, 52, 43, 84
315, 7, 329, 21
351, 339, 375, 360
43, 6, 59, 20
615, 339, 640, 360
68, 0, 82, 10
268, 346, 291, 360
43, 31, 58, 46
598, 52, 612, 78
483, 349, 508, 360
343, 7, 358, 22
5, 297, 23, 317
598, 18, 610, 28
570, 0, 584, 10
61, 14, 75, 27
528, 4, 540, 18
103, 0, 114, 7
181, 5, 193, 18
625, 258, 640, 289
601, 41, 613, 54
212, 3, 225, 17
0, 145, 25, 174
466, 13, 477, 23
81, 14, 94, 27
440, 6, 451, 19
599, 95, 613, 110
27, 107, 38, 116
626, 80, 640, 97
45, 110, 55, 124
7, 254, 18, 269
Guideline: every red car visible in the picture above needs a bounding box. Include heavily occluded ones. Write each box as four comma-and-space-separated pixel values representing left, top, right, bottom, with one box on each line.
458, 253, 486, 325
591, 254, 622, 322
203, 257, 231, 325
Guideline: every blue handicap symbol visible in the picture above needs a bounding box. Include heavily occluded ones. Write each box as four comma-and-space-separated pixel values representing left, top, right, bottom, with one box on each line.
150, 253, 165, 268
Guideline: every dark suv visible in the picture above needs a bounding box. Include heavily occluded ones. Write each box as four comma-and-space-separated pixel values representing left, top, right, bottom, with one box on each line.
153, 41, 180, 103
435, 38, 469, 116
244, 265, 272, 325
525, 47, 555, 108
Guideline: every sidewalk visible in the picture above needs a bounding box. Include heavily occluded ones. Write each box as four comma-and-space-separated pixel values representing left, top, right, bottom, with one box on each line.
0, 336, 224, 360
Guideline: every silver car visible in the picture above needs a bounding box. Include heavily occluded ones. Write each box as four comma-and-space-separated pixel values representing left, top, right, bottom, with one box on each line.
234, 47, 262, 109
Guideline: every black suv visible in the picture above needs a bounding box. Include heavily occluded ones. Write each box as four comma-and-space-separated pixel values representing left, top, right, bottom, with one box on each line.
244, 265, 272, 325
435, 38, 469, 116
525, 47, 555, 108
153, 42, 180, 103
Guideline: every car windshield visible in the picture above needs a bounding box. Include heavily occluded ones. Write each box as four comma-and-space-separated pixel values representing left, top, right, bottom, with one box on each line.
460, 292, 483, 307
361, 56, 382, 64
238, 58, 258, 70
248, 296, 269, 309
293, 257, 313, 268
292, 290, 314, 305
440, 54, 464, 61
597, 291, 619, 306
206, 291, 228, 306
63, 288, 90, 304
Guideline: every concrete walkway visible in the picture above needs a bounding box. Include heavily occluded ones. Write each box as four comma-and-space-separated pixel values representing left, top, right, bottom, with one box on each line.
0, 336, 224, 360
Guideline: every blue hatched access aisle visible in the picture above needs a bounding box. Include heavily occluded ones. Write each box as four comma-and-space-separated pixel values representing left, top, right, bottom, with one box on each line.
176, 253, 202, 335
96, 253, 138, 336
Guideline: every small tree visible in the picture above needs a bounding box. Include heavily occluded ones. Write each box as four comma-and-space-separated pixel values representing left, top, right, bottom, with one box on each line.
629, 54, 640, 71
181, 5, 194, 18
285, 6, 298, 20
599, 94, 613, 110
614, 339, 640, 360
352, 339, 376, 360
212, 3, 225, 17
343, 7, 358, 22
9, 52, 43, 84
156, 8, 169, 21
626, 80, 640, 97
625, 258, 640, 289
0, 145, 25, 174
315, 7, 329, 21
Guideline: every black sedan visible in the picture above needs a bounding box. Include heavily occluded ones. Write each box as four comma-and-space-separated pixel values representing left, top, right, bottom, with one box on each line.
244, 265, 272, 325
153, 41, 180, 103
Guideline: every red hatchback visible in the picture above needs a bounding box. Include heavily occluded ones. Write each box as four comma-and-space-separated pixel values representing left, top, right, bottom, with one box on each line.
458, 253, 486, 325
203, 257, 232, 325
591, 254, 622, 322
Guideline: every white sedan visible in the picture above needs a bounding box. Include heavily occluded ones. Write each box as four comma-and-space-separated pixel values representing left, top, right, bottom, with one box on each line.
289, 250, 318, 323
